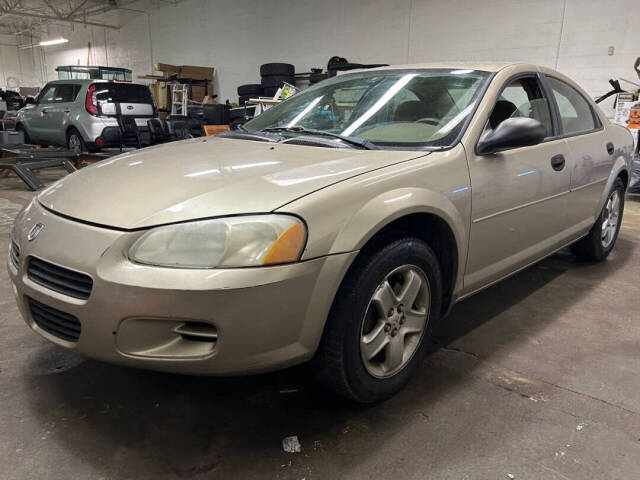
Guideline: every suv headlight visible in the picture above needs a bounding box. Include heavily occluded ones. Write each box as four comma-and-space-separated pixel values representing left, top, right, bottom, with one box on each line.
129, 215, 306, 268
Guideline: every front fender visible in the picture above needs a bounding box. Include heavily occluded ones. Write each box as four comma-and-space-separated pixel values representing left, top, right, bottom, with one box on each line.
283, 146, 472, 295
332, 186, 466, 253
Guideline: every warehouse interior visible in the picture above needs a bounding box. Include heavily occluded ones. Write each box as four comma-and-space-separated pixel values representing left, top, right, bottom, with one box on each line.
1, 1, 640, 479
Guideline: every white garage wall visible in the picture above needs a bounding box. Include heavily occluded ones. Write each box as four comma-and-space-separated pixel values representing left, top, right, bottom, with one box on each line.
1, 0, 638, 116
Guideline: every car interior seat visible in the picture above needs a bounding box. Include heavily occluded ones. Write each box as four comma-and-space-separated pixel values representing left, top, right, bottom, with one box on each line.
147, 118, 170, 145
394, 101, 430, 122
117, 116, 142, 151
488, 100, 517, 129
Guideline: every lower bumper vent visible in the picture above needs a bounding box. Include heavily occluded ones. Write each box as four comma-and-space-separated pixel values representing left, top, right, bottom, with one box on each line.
28, 297, 81, 342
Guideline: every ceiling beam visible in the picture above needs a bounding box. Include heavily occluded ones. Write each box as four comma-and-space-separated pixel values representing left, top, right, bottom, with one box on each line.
0, 4, 120, 30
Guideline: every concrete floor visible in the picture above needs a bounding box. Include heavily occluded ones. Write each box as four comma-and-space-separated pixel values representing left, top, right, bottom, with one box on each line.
1, 169, 640, 480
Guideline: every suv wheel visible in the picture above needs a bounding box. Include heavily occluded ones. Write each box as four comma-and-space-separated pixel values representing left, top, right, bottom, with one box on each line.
67, 128, 87, 153
313, 238, 442, 403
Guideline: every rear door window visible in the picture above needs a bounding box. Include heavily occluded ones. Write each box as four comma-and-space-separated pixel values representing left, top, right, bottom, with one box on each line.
547, 77, 598, 135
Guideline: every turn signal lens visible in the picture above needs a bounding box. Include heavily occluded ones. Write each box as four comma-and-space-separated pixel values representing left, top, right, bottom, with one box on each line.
262, 221, 307, 265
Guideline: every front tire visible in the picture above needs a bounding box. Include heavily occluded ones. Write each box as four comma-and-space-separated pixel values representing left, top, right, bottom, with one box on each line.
15, 123, 31, 144
572, 177, 625, 261
313, 238, 442, 403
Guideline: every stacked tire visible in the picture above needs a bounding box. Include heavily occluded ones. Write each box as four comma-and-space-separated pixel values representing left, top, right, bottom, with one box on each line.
260, 63, 295, 98
237, 83, 262, 105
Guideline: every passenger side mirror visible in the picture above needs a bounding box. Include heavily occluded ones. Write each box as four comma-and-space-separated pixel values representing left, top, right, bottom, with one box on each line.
477, 117, 546, 155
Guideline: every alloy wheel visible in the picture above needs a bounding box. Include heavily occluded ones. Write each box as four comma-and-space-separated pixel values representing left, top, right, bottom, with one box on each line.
601, 190, 621, 249
69, 134, 82, 153
360, 265, 430, 378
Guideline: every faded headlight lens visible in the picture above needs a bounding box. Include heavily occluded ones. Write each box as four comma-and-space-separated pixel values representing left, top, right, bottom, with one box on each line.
129, 215, 306, 268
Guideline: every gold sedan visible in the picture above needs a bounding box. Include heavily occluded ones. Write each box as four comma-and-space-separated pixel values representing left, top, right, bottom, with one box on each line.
8, 62, 633, 402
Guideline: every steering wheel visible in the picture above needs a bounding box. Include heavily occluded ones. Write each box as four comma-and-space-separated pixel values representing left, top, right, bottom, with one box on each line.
415, 117, 440, 126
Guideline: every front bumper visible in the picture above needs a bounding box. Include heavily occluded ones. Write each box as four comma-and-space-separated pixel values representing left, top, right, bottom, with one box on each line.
8, 201, 355, 375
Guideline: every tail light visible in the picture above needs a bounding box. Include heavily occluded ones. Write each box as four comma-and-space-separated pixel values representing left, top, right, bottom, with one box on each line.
95, 137, 105, 147
86, 84, 99, 116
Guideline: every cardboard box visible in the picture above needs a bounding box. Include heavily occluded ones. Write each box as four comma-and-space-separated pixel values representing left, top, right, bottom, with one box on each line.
154, 62, 180, 77
189, 83, 213, 101
180, 65, 214, 80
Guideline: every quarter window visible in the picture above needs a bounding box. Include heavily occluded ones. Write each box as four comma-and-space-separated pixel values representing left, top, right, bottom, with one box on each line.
547, 77, 597, 135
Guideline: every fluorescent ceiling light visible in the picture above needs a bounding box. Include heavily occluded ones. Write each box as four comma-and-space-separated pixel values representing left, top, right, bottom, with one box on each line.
39, 38, 69, 46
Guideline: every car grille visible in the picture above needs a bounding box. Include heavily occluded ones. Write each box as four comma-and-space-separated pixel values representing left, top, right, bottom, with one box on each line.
9, 241, 20, 268
27, 297, 81, 342
27, 257, 93, 300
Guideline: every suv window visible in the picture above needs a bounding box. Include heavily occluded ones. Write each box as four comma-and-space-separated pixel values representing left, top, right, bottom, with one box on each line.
53, 84, 81, 103
547, 77, 597, 135
485, 76, 553, 138
38, 85, 57, 104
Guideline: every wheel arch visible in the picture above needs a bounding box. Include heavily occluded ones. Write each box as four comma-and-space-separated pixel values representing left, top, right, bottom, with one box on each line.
323, 187, 468, 315
65, 124, 82, 140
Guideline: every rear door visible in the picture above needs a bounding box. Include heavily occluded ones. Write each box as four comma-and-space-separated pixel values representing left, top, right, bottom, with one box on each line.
544, 75, 612, 231
94, 83, 155, 128
464, 73, 573, 293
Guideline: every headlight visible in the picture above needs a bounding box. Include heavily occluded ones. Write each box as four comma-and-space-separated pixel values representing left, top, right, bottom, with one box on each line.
129, 215, 306, 268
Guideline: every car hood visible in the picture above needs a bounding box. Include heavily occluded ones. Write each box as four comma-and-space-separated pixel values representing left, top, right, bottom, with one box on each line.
39, 136, 426, 229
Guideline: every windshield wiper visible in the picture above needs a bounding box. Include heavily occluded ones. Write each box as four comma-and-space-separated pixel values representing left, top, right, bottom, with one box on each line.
262, 126, 379, 150
219, 123, 282, 142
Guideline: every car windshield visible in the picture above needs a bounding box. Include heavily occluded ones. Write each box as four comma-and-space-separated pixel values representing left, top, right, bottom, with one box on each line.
244, 69, 491, 148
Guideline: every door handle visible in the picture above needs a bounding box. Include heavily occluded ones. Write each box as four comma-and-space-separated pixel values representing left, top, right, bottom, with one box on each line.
63, 110, 71, 114
550, 154, 565, 171
606, 142, 614, 155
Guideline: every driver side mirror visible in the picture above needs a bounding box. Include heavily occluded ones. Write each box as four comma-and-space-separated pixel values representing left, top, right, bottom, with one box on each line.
477, 117, 546, 155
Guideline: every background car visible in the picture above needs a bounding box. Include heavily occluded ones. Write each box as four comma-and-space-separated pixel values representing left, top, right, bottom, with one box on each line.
0, 88, 25, 111
15, 79, 157, 152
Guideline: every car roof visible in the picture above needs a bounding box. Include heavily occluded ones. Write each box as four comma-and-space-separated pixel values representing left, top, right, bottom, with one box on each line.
343, 61, 519, 75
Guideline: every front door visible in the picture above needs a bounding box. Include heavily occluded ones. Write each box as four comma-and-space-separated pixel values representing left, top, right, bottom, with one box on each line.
25, 83, 57, 142
44, 84, 82, 145
463, 74, 572, 294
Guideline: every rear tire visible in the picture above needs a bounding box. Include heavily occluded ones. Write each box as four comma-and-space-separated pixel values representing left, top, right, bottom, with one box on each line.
312, 238, 442, 403
571, 178, 625, 261
67, 128, 87, 153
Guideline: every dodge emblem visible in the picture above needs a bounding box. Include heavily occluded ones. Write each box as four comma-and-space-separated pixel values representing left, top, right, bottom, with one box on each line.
27, 223, 44, 241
